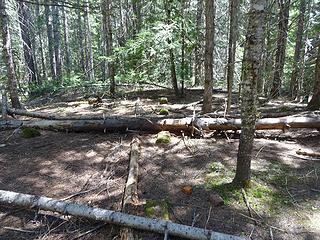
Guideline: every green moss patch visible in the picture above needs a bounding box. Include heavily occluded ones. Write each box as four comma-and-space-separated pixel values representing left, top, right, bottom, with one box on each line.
156, 131, 171, 144
21, 128, 41, 139
159, 108, 169, 115
159, 97, 168, 104
145, 199, 170, 220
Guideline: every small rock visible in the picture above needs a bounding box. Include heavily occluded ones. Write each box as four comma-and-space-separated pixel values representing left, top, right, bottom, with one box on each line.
208, 193, 224, 207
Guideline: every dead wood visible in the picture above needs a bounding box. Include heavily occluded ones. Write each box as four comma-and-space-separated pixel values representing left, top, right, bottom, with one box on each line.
296, 149, 320, 158
120, 137, 141, 240
0, 190, 244, 240
1, 114, 320, 134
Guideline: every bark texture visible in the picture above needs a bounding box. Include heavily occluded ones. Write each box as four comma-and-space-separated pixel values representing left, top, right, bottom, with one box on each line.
234, 0, 266, 187
289, 0, 307, 99
271, 0, 290, 98
202, 0, 215, 113
226, 0, 240, 113
0, 190, 244, 240
194, 0, 203, 86
0, 0, 22, 108
307, 44, 320, 110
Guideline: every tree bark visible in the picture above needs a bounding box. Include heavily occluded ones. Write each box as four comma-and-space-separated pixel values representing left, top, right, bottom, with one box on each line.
233, 0, 267, 187
77, 0, 86, 74
2, 115, 320, 133
0, 190, 243, 240
226, 0, 240, 113
102, 0, 116, 95
202, 0, 215, 113
0, 0, 22, 109
307, 44, 320, 110
35, 0, 47, 81
45, 3, 56, 80
52, 5, 62, 81
271, 0, 290, 98
18, 2, 38, 84
84, 2, 95, 81
164, 0, 180, 97
289, 0, 307, 99
194, 0, 203, 86
62, 7, 71, 77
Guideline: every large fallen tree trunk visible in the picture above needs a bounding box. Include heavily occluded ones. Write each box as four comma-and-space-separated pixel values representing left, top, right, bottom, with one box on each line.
1, 115, 320, 133
0, 190, 244, 240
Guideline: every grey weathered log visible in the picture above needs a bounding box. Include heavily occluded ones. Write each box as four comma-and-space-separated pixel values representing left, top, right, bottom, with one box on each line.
0, 190, 244, 240
120, 137, 140, 240
1, 116, 320, 133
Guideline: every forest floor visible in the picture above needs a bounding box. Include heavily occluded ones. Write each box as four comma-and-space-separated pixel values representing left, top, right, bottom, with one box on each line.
0, 88, 319, 240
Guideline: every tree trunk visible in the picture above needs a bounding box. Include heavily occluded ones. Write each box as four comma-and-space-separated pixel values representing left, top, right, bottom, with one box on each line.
289, 0, 307, 99
226, 0, 240, 113
164, 0, 180, 97
84, 2, 95, 81
35, 0, 47, 81
62, 7, 71, 78
194, 0, 203, 86
45, 3, 56, 80
103, 0, 116, 95
52, 5, 62, 81
202, 0, 215, 113
77, 0, 86, 74
233, 0, 267, 187
271, 0, 290, 98
0, 190, 243, 240
3, 114, 319, 133
18, 2, 38, 84
307, 44, 320, 110
0, 0, 22, 109
132, 0, 142, 35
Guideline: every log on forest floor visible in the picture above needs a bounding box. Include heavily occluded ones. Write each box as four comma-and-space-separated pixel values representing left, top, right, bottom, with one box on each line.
1, 115, 320, 133
0, 190, 244, 240
120, 137, 141, 240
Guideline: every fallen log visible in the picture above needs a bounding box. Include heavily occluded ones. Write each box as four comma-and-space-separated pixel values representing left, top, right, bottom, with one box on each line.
1, 115, 320, 133
120, 137, 141, 240
0, 190, 244, 240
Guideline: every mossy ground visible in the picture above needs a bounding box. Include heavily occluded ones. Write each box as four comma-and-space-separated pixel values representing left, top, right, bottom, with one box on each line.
203, 161, 293, 214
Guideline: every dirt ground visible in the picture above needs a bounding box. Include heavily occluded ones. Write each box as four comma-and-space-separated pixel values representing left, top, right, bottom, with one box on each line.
0, 89, 319, 240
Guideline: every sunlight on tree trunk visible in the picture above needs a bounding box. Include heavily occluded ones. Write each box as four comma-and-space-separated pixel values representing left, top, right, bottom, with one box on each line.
233, 0, 266, 187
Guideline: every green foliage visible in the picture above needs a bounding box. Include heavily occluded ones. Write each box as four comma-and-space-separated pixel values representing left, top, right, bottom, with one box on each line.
21, 127, 41, 138
159, 97, 168, 104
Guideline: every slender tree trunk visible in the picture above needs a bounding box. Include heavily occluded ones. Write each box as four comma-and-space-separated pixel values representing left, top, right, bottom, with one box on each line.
307, 45, 320, 110
202, 0, 215, 113
77, 0, 86, 74
0, 0, 22, 108
180, 0, 186, 95
62, 7, 71, 78
45, 4, 56, 80
271, 0, 290, 98
226, 0, 240, 113
35, 0, 47, 81
194, 0, 203, 86
102, 0, 116, 95
52, 5, 62, 81
132, 0, 142, 35
233, 0, 266, 187
84, 2, 94, 81
289, 0, 307, 99
18, 2, 38, 85
165, 0, 179, 96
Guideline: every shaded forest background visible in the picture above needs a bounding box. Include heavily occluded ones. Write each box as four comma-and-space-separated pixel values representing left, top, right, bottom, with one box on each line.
0, 0, 319, 107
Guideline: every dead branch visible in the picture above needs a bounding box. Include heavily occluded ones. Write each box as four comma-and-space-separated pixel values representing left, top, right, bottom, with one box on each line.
0, 190, 244, 240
